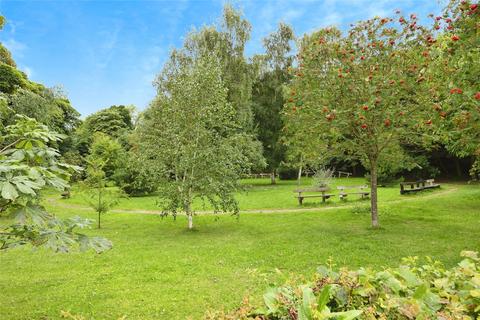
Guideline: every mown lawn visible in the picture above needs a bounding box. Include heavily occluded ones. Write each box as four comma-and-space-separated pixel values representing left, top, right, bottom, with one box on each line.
1, 180, 479, 319
45, 177, 424, 212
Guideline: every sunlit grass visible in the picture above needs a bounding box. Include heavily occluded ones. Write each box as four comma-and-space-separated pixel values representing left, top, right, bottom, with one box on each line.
1, 180, 478, 319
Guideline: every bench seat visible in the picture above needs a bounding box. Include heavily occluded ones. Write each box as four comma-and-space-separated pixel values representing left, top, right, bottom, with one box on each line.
295, 194, 334, 199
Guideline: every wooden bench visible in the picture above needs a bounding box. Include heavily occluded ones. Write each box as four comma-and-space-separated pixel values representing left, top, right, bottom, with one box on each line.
337, 171, 352, 178
294, 187, 334, 205
337, 185, 370, 200
400, 179, 440, 194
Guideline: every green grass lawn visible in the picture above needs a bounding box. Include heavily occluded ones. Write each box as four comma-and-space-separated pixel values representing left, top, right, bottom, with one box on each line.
45, 177, 424, 212
1, 179, 479, 319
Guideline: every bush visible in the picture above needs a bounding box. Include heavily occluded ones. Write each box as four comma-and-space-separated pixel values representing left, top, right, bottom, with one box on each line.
205, 251, 480, 319
117, 154, 157, 196
278, 166, 298, 180
312, 167, 335, 188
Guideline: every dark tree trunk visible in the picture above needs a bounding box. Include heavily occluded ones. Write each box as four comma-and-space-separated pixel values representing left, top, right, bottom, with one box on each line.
271, 169, 276, 185
370, 160, 379, 228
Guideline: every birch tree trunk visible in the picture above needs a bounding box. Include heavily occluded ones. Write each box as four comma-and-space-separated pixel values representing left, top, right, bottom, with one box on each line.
187, 214, 193, 229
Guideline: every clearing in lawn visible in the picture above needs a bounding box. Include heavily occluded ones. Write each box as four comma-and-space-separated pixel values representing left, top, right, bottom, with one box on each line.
1, 179, 479, 319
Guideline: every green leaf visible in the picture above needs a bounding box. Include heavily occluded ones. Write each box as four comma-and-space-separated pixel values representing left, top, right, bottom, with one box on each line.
317, 285, 331, 311
413, 283, 428, 299
263, 287, 280, 314
398, 266, 421, 286
1, 181, 18, 200
298, 286, 315, 320
330, 310, 362, 320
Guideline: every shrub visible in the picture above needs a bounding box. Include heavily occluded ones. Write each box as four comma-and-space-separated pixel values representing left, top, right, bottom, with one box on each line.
117, 154, 157, 196
205, 251, 480, 319
278, 166, 298, 180
312, 167, 335, 188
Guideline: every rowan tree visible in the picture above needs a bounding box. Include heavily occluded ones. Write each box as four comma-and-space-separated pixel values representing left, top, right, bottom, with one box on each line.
284, 14, 438, 227
428, 0, 479, 177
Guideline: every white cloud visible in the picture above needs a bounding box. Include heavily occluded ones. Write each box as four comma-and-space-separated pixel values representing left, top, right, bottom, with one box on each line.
2, 38, 27, 57
21, 65, 33, 78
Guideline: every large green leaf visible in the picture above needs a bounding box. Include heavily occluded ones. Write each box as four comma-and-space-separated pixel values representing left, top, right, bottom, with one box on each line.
1, 181, 18, 200
317, 285, 331, 311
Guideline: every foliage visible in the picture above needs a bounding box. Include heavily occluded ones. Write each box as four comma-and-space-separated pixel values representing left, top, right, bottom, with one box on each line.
154, 5, 265, 171
82, 157, 121, 229
117, 151, 158, 196
252, 23, 295, 182
284, 13, 437, 227
428, 0, 480, 177
0, 63, 27, 94
139, 54, 259, 229
0, 115, 111, 252
206, 251, 480, 320
312, 167, 335, 188
86, 132, 126, 181
74, 105, 134, 155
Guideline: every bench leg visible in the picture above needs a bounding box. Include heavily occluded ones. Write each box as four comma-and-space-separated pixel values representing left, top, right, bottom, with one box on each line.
299, 197, 303, 205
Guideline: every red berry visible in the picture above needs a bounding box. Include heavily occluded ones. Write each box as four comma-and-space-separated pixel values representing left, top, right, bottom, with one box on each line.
360, 56, 365, 60
440, 111, 447, 118
474, 92, 480, 100
410, 14, 417, 19
425, 119, 432, 125
446, 18, 452, 23
451, 35, 460, 41
450, 88, 462, 94
435, 16, 442, 21
384, 119, 391, 127
362, 105, 369, 111
447, 25, 453, 30
435, 25, 440, 30
399, 17, 405, 23
361, 124, 368, 129
471, 4, 478, 10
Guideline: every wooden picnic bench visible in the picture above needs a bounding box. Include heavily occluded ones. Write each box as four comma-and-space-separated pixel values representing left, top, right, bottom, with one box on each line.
294, 187, 334, 205
337, 171, 352, 178
400, 179, 440, 194
337, 185, 370, 200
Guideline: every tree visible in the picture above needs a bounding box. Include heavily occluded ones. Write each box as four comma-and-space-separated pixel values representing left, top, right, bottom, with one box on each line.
0, 115, 111, 252
285, 15, 437, 227
138, 55, 257, 229
154, 5, 264, 172
86, 132, 126, 181
252, 23, 295, 184
180, 4, 256, 130
74, 105, 134, 155
428, 0, 479, 177
82, 158, 121, 229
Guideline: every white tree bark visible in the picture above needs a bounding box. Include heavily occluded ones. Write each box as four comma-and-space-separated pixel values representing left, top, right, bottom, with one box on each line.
188, 214, 193, 229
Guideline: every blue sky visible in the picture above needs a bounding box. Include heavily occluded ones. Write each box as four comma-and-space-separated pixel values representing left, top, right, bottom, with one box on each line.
0, 0, 444, 117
